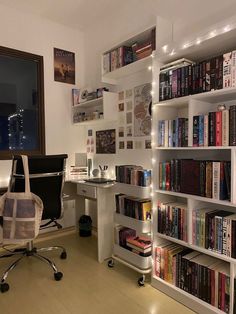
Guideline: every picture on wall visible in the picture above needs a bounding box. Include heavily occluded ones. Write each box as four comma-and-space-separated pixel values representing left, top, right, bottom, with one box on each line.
54, 48, 75, 84
134, 83, 152, 136
96, 129, 116, 154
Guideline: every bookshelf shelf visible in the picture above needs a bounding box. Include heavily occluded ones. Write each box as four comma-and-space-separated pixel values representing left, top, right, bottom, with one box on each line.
152, 276, 225, 314
114, 213, 151, 234
155, 232, 236, 264
102, 55, 153, 84
72, 91, 117, 125
155, 189, 235, 207
113, 182, 150, 198
155, 146, 234, 150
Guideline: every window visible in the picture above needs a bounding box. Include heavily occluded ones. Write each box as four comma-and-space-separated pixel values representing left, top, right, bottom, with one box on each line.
0, 46, 45, 159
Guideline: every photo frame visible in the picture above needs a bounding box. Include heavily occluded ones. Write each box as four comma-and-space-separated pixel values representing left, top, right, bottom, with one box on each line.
54, 48, 75, 84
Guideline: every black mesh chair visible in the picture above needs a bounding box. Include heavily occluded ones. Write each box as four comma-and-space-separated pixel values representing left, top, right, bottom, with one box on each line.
0, 154, 68, 293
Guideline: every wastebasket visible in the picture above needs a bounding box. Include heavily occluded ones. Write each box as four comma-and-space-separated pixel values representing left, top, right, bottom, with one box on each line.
78, 215, 92, 237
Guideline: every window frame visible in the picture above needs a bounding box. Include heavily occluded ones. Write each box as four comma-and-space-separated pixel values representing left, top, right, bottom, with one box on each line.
0, 46, 45, 160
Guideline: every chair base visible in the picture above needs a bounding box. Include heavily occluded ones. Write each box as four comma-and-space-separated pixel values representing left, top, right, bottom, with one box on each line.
0, 242, 66, 293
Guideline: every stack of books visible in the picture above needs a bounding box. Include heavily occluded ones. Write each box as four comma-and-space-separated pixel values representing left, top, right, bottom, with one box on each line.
159, 50, 236, 101
159, 159, 231, 200
192, 208, 236, 257
157, 201, 187, 241
115, 165, 151, 187
154, 243, 230, 313
126, 236, 152, 257
115, 194, 151, 220
115, 226, 136, 248
158, 118, 188, 147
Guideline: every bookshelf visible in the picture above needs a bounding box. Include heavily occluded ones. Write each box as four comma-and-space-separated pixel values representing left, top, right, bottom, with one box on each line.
72, 91, 117, 124
108, 182, 152, 286
151, 41, 236, 314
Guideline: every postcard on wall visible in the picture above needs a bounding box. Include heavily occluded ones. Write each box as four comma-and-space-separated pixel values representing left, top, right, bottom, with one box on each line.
125, 89, 133, 98
118, 91, 124, 101
126, 125, 132, 137
145, 139, 152, 149
126, 112, 132, 124
126, 100, 133, 111
119, 141, 125, 149
127, 140, 133, 149
134, 141, 143, 149
118, 112, 125, 124
96, 129, 116, 154
134, 83, 152, 137
118, 126, 124, 137
54, 48, 75, 84
118, 103, 124, 112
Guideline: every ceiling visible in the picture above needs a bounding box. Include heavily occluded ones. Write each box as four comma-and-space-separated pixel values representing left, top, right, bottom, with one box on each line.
0, 0, 236, 32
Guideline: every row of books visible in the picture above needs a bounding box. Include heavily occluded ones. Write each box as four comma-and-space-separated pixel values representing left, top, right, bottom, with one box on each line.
193, 105, 236, 147
157, 201, 187, 241
115, 193, 151, 221
103, 29, 155, 74
159, 51, 236, 101
115, 165, 151, 187
193, 208, 236, 258
158, 118, 188, 147
159, 159, 231, 200
154, 242, 230, 313
115, 226, 151, 257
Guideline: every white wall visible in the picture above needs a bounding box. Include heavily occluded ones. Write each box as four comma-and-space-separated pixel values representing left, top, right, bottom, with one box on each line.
0, 4, 86, 186
0, 5, 87, 237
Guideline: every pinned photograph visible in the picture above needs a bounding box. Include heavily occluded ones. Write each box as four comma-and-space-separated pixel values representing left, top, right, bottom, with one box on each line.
118, 127, 124, 137
134, 141, 143, 149
118, 91, 124, 101
127, 125, 132, 137
54, 48, 75, 84
145, 139, 152, 149
88, 129, 93, 137
96, 129, 116, 154
127, 141, 133, 149
119, 141, 125, 149
126, 100, 133, 111
125, 89, 133, 98
118, 103, 124, 112
126, 112, 132, 124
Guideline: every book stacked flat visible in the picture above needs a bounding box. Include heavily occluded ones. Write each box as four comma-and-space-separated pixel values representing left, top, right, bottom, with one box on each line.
192, 209, 236, 258
115, 165, 151, 187
115, 194, 152, 220
155, 243, 230, 313
159, 159, 231, 200
157, 201, 187, 241
126, 236, 152, 257
158, 118, 188, 147
159, 50, 236, 101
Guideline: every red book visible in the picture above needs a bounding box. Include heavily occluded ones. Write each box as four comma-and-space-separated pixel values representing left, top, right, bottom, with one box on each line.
126, 236, 151, 250
216, 111, 222, 146
165, 162, 171, 191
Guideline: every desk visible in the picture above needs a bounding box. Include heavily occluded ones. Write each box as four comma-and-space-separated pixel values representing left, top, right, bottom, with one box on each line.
69, 180, 115, 263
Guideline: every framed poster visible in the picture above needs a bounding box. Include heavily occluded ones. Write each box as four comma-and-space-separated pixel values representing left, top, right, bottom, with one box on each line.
96, 129, 116, 154
54, 48, 75, 84
134, 83, 152, 136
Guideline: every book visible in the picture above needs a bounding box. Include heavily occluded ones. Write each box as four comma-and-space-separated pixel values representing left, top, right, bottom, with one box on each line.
229, 105, 236, 145
102, 52, 110, 74
72, 88, 80, 106
222, 109, 229, 146
223, 52, 232, 88
126, 236, 151, 250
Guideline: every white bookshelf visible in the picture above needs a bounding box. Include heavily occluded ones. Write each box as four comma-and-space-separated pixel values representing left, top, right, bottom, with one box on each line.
151, 41, 236, 314
72, 91, 118, 125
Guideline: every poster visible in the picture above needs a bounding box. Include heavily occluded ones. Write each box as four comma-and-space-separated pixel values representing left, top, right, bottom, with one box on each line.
54, 48, 75, 84
133, 83, 152, 136
96, 129, 116, 154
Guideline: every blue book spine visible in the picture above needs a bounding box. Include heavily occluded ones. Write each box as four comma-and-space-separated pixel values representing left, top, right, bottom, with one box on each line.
199, 115, 204, 146
158, 120, 163, 146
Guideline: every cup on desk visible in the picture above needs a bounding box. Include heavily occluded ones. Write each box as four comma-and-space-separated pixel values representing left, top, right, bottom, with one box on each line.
100, 170, 107, 178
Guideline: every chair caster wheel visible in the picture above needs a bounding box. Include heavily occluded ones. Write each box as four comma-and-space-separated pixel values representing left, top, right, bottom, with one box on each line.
138, 277, 145, 287
60, 251, 67, 259
54, 272, 63, 281
107, 259, 114, 268
0, 282, 9, 293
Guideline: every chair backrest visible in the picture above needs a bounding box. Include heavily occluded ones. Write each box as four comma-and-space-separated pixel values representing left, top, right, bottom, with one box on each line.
10, 154, 68, 221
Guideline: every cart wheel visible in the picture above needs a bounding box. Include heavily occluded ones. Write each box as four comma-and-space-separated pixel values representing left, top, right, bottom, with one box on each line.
138, 276, 145, 287
107, 259, 114, 268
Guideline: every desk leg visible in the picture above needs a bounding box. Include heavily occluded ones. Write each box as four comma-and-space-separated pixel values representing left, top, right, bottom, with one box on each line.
96, 188, 114, 263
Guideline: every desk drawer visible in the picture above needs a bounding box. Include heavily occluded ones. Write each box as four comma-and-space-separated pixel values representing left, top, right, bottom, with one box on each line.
77, 184, 97, 199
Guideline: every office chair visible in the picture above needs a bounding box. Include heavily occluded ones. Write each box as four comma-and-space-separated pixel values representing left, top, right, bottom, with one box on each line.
0, 154, 68, 293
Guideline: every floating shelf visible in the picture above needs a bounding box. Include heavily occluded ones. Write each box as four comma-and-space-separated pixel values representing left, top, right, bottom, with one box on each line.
73, 97, 103, 109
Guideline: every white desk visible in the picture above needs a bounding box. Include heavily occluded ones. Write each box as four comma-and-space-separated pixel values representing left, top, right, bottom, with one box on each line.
70, 180, 115, 263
